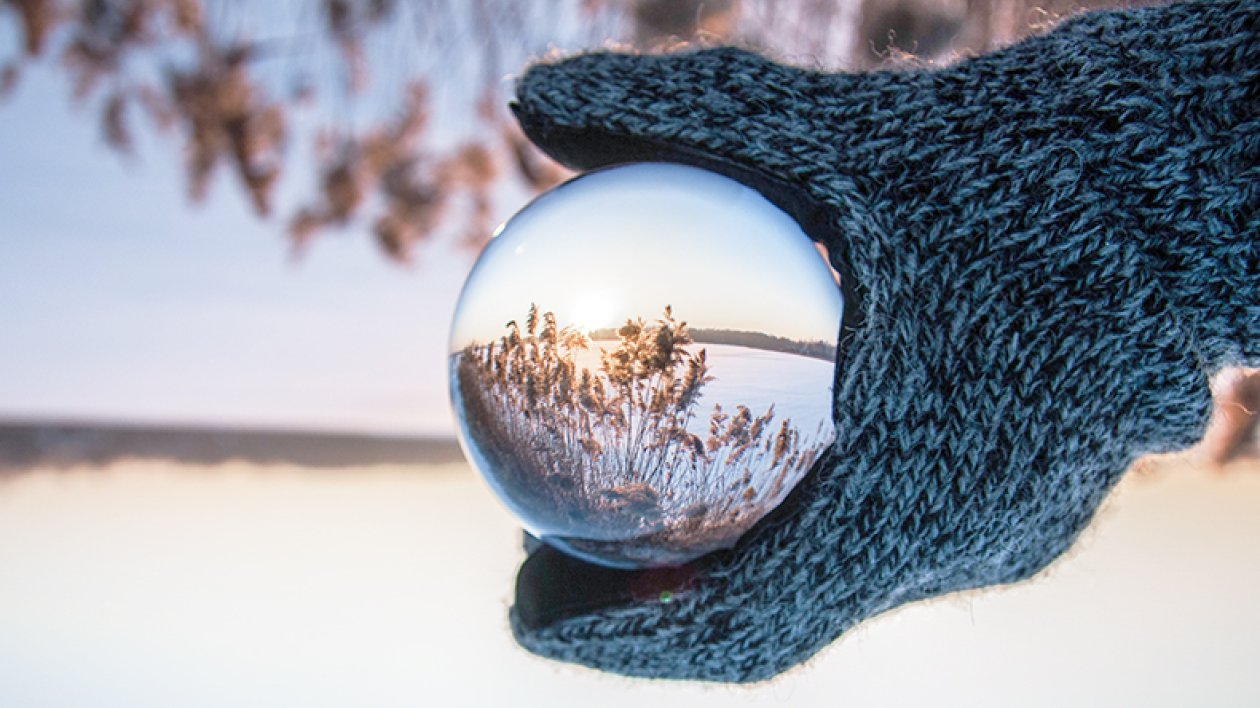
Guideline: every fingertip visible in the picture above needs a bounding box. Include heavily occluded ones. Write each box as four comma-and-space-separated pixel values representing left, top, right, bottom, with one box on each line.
511, 47, 793, 170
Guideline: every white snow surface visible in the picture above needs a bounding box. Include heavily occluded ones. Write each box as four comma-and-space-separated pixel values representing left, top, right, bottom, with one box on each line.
573, 342, 835, 441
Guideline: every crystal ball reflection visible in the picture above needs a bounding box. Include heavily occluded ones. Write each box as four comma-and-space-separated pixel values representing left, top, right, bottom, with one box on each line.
449, 163, 842, 568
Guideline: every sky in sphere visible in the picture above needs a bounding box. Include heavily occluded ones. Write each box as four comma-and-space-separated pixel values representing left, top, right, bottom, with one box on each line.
450, 163, 843, 349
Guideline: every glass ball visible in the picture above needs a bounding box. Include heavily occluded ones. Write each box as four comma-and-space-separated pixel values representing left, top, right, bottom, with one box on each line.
449, 163, 842, 569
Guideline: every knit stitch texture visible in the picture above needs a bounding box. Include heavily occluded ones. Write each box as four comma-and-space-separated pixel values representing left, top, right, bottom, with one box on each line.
508, 0, 1258, 683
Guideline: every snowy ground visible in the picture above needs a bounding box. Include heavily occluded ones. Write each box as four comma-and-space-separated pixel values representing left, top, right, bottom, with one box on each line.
574, 342, 835, 440
0, 454, 1258, 707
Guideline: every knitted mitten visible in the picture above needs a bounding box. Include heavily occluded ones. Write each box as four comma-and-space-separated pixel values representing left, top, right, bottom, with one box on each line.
507, 0, 1258, 682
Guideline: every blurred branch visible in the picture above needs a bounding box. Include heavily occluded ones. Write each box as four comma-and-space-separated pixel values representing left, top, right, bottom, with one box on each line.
0, 0, 1129, 262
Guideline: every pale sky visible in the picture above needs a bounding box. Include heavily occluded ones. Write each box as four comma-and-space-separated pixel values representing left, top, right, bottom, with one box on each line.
451, 163, 842, 350
0, 65, 477, 435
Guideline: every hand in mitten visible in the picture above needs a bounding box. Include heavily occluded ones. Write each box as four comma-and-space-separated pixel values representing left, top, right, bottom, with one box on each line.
507, 0, 1258, 683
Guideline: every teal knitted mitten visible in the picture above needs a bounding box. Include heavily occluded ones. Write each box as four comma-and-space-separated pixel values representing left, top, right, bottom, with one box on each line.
508, 0, 1258, 682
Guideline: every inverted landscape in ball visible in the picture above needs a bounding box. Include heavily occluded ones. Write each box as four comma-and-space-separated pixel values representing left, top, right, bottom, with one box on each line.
449, 163, 843, 568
